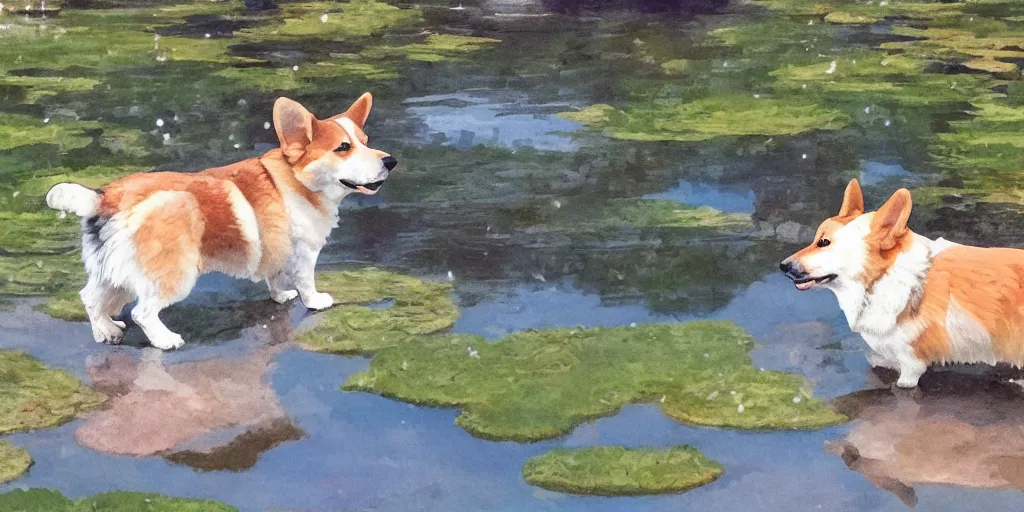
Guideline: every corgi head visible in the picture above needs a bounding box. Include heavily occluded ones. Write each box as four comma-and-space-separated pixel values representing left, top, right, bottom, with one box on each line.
780, 179, 914, 291
272, 93, 396, 197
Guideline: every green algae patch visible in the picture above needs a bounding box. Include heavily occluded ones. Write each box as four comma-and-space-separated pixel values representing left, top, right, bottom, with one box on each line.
770, 52, 999, 107
34, 291, 87, 322
540, 199, 752, 235
0, 212, 80, 255
0, 489, 238, 512
0, 76, 101, 104
559, 96, 849, 142
0, 489, 72, 511
344, 321, 846, 442
363, 34, 501, 62
212, 59, 398, 92
0, 113, 97, 152
0, 350, 106, 434
522, 446, 723, 496
0, 441, 32, 484
0, 253, 86, 297
238, 0, 421, 40
294, 268, 458, 354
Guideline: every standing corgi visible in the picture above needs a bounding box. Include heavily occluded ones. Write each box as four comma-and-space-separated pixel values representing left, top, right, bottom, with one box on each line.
45, 94, 396, 350
780, 179, 1024, 388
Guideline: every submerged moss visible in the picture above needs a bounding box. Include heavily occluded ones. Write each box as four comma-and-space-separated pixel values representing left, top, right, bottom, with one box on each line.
0, 441, 32, 484
522, 446, 723, 496
560, 96, 849, 142
0, 351, 105, 434
0, 489, 238, 511
295, 268, 458, 354
345, 321, 845, 442
0, 76, 101, 104
363, 34, 501, 62
0, 113, 97, 152
542, 199, 752, 234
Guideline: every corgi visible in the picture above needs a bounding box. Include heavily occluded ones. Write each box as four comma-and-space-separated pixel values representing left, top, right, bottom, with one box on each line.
45, 93, 396, 350
781, 179, 1024, 388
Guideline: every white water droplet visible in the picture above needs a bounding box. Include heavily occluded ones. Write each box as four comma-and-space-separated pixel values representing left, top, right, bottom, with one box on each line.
864, 106, 871, 114
204, 33, 211, 38
703, 353, 709, 359
320, 13, 328, 22
173, 114, 179, 122
58, 211, 67, 220
884, 120, 892, 127
552, 200, 561, 209
447, 270, 454, 281
753, 93, 761, 99
162, 133, 170, 141
629, 322, 637, 328
233, 143, 241, 149
237, 98, 247, 106
730, 390, 736, 395
11, 190, 19, 198
264, 121, 272, 130
793, 396, 802, 403
801, 153, 808, 159
228, 134, 235, 141
156, 118, 164, 127
807, 19, 814, 25
825, 60, 837, 74
802, 84, 807, 89
292, 65, 299, 72
737, 404, 744, 413
156, 55, 167, 62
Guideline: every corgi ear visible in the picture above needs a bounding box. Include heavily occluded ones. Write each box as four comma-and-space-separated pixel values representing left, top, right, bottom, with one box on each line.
872, 188, 912, 251
838, 179, 864, 218
333, 92, 373, 128
273, 97, 315, 161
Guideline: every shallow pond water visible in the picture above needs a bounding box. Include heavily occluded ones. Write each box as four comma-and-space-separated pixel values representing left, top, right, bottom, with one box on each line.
5, 0, 1024, 510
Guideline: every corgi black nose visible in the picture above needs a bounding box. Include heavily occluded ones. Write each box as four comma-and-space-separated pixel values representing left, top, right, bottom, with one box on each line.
382, 156, 398, 171
780, 261, 792, 273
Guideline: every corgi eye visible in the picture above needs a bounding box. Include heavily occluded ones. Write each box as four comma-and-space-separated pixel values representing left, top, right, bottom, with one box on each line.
817, 237, 831, 248
336, 142, 351, 152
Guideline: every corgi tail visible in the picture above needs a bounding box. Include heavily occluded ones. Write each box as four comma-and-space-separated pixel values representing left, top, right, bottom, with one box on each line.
46, 183, 100, 217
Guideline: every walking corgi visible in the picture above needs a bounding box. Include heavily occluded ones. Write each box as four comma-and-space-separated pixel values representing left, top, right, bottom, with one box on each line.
781, 179, 1024, 388
46, 93, 396, 350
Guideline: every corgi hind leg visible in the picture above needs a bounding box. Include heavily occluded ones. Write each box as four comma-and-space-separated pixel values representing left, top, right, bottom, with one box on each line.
80, 278, 130, 344
130, 294, 186, 350
123, 190, 203, 350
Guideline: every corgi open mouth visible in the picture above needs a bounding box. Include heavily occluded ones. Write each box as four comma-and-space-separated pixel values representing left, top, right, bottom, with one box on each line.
791, 274, 837, 290
340, 179, 386, 195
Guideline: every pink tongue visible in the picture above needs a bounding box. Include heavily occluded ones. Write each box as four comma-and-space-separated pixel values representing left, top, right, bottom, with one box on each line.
795, 281, 814, 291
356, 185, 378, 195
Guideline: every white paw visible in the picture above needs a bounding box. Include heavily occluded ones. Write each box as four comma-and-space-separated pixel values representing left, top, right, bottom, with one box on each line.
149, 332, 185, 351
895, 376, 920, 389
271, 289, 299, 304
303, 292, 334, 311
91, 320, 124, 345
111, 320, 127, 329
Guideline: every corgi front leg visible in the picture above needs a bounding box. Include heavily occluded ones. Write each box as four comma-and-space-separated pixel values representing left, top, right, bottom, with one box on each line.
894, 358, 927, 389
266, 272, 298, 304
287, 242, 333, 311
